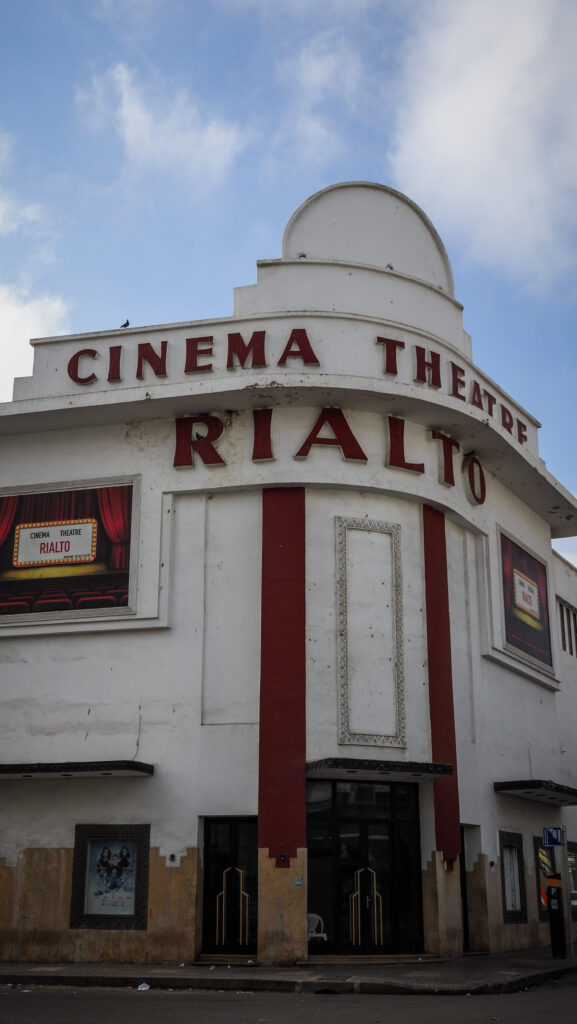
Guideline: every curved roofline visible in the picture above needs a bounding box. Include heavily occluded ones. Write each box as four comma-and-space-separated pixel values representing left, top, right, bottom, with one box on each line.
282, 181, 455, 298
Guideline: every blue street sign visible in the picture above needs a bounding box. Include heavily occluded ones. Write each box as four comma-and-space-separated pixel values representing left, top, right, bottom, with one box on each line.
543, 826, 563, 847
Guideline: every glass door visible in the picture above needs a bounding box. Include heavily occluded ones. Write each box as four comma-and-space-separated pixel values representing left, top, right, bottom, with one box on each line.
340, 820, 393, 950
307, 780, 423, 955
202, 817, 257, 954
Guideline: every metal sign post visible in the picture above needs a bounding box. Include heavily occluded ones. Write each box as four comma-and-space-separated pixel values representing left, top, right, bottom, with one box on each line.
543, 825, 574, 960
562, 826, 575, 960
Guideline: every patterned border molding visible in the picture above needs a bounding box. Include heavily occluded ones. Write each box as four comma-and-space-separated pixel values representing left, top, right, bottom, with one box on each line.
336, 516, 406, 748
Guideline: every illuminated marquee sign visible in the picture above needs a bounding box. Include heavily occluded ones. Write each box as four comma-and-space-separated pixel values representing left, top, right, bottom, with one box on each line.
14, 519, 98, 567
513, 569, 540, 624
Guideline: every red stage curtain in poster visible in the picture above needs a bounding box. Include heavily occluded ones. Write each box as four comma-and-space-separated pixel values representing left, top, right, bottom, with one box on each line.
0, 495, 18, 548
20, 489, 97, 523
501, 533, 513, 614
97, 486, 132, 570
536, 560, 548, 629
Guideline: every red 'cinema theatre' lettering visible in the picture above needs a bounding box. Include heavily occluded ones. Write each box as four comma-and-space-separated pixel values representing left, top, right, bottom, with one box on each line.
68, 329, 320, 385
66, 331, 527, 452
67, 349, 98, 385
375, 336, 528, 447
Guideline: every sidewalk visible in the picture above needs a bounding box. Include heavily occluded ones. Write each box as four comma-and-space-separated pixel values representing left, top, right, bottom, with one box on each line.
1, 948, 576, 995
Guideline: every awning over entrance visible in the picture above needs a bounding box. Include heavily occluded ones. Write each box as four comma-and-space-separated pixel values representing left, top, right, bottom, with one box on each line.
494, 779, 577, 806
306, 757, 453, 783
0, 760, 154, 779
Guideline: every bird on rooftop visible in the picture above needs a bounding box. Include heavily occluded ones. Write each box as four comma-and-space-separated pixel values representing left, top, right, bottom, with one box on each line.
120, 319, 129, 328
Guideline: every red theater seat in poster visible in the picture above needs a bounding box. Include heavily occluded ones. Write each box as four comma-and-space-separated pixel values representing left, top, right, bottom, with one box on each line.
75, 595, 117, 609
0, 600, 30, 614
32, 598, 74, 612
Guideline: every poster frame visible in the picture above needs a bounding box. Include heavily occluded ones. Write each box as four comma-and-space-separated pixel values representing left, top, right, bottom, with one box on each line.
0, 476, 137, 622
499, 529, 553, 672
70, 823, 150, 930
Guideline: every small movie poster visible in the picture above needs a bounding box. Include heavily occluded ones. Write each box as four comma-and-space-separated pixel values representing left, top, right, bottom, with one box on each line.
84, 839, 137, 917
501, 533, 552, 667
70, 824, 149, 930
0, 483, 132, 616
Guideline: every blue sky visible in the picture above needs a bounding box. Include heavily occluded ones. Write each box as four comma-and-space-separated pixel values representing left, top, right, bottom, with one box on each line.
1, 0, 576, 556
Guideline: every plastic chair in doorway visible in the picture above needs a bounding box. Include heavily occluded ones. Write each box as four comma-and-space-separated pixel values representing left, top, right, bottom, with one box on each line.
307, 913, 327, 940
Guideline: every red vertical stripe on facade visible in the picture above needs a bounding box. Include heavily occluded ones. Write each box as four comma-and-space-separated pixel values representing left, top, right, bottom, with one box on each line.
259, 488, 307, 865
423, 504, 461, 864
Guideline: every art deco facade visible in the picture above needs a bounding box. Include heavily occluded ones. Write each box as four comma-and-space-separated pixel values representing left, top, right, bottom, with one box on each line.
1, 183, 576, 963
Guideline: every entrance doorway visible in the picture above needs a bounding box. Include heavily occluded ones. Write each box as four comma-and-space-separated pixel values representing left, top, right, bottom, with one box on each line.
202, 817, 257, 954
307, 780, 423, 954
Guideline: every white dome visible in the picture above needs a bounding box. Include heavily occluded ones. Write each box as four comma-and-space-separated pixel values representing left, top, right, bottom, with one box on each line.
282, 181, 454, 295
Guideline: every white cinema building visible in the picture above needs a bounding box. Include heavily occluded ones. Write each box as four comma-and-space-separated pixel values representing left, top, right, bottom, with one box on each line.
0, 182, 576, 964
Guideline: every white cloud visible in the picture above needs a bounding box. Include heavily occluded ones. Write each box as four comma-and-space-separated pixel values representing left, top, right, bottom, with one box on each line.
0, 130, 66, 400
389, 0, 577, 289
0, 192, 43, 237
0, 284, 69, 402
77, 63, 250, 190
0, 128, 55, 263
275, 33, 363, 164
289, 34, 361, 107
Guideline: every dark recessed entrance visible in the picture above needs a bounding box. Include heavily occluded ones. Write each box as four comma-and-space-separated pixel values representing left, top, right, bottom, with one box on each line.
307, 780, 423, 955
202, 817, 257, 954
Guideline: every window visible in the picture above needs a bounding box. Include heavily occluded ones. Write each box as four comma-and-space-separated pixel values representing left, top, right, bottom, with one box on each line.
557, 598, 577, 657
533, 836, 556, 920
70, 824, 150, 930
499, 831, 527, 923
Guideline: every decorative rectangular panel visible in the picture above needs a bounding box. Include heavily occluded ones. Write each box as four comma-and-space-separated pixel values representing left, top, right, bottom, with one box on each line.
202, 492, 261, 725
336, 517, 405, 747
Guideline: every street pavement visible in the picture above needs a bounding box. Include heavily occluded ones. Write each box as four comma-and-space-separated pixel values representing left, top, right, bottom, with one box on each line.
0, 948, 576, 995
